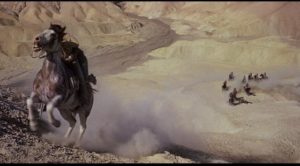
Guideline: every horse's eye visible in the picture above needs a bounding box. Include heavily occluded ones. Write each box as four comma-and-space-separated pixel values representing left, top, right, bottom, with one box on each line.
50, 33, 56, 38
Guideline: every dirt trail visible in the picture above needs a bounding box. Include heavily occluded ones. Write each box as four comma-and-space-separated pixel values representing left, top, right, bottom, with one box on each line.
89, 13, 177, 76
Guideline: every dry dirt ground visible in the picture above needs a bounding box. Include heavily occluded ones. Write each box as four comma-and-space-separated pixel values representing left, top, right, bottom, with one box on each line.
0, 85, 199, 163
0, 86, 131, 163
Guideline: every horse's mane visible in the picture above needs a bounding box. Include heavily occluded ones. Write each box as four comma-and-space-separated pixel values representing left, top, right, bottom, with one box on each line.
49, 23, 67, 42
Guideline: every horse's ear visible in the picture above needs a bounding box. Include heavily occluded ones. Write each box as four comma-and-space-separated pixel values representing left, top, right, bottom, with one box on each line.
61, 26, 66, 33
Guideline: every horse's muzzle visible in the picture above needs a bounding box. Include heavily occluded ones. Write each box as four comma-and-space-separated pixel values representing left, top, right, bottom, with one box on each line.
33, 41, 42, 52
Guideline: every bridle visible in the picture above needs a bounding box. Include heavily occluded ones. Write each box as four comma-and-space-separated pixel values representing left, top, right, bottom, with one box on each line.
31, 44, 67, 59
30, 48, 64, 59
31, 29, 63, 59
31, 51, 47, 59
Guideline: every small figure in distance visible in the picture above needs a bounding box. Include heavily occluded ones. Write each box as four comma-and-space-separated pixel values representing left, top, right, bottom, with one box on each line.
228, 72, 234, 81
241, 75, 247, 84
260, 73, 265, 79
239, 97, 252, 104
248, 73, 253, 81
232, 88, 243, 100
229, 88, 251, 105
229, 88, 238, 105
254, 73, 259, 81
222, 80, 230, 91
264, 72, 268, 79
244, 83, 256, 96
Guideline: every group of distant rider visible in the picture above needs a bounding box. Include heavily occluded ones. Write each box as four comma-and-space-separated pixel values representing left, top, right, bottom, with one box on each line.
222, 72, 269, 106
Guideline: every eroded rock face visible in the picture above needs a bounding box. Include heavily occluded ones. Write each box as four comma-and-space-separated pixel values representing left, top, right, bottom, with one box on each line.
0, 2, 62, 16
0, 2, 141, 72
123, 2, 300, 43
0, 2, 133, 54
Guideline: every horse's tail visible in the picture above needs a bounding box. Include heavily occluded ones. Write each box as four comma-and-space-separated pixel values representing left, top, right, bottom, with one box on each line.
92, 88, 98, 93
87, 74, 97, 85
87, 74, 98, 93
86, 81, 98, 94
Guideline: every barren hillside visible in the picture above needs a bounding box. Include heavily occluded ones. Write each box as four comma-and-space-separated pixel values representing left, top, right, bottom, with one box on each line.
124, 2, 300, 44
0, 2, 146, 72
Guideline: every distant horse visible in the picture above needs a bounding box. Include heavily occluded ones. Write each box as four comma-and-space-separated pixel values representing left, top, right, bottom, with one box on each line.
228, 72, 234, 81
27, 24, 94, 144
222, 80, 230, 91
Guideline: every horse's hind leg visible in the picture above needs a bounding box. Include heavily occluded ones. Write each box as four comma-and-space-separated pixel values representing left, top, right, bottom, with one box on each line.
46, 95, 62, 128
60, 110, 76, 138
76, 101, 93, 145
77, 110, 87, 144
27, 92, 39, 131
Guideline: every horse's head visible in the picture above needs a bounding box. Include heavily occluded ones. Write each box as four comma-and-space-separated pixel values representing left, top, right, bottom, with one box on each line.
33, 23, 66, 53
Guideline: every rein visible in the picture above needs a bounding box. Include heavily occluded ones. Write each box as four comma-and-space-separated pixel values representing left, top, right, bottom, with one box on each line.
31, 51, 47, 59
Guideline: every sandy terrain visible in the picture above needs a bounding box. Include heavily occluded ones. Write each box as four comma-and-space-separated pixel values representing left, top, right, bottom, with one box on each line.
1, 1, 300, 163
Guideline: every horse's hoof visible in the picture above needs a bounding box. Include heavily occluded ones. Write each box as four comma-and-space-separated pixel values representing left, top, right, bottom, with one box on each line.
30, 126, 38, 131
74, 141, 81, 148
30, 121, 38, 131
52, 120, 61, 128
62, 139, 75, 147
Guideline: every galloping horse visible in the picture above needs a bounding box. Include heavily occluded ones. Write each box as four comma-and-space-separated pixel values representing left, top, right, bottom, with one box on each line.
27, 24, 94, 143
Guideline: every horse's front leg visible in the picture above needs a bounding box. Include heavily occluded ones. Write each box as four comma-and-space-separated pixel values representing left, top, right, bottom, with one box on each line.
27, 92, 40, 131
38, 103, 46, 118
46, 95, 62, 128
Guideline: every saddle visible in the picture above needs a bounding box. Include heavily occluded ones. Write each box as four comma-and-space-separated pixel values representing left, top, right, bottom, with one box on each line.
58, 32, 81, 61
61, 40, 79, 62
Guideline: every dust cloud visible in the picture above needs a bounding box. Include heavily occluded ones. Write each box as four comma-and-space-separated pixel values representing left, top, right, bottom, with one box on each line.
43, 78, 237, 159
254, 67, 300, 102
42, 65, 300, 159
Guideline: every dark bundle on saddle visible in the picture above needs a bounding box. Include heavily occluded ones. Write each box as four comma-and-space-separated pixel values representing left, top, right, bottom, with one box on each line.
61, 41, 79, 63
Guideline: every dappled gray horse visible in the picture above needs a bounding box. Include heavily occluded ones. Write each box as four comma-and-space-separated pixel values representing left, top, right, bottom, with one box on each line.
27, 24, 94, 144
